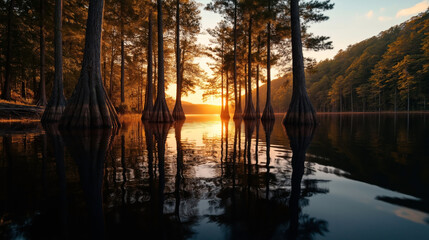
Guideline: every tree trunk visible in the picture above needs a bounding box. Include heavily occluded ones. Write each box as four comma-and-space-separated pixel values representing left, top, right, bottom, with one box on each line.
59, 0, 120, 129
243, 17, 256, 120
142, 12, 154, 120
150, 0, 173, 122
36, 0, 47, 106
283, 0, 317, 126
42, 0, 66, 123
224, 69, 230, 119
350, 86, 353, 112
120, 1, 125, 104
407, 84, 410, 113
109, 42, 114, 99
233, 0, 241, 119
1, 0, 13, 100
255, 36, 261, 118
261, 0, 275, 121
172, 0, 185, 120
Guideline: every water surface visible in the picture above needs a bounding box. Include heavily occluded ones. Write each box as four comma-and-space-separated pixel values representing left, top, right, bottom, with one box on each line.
0, 114, 428, 239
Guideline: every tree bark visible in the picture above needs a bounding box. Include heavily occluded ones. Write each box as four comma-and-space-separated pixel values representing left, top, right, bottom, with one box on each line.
224, 69, 230, 119
243, 18, 256, 120
150, 0, 173, 122
261, 0, 275, 121
233, 0, 242, 119
42, 0, 66, 123
142, 12, 154, 120
59, 0, 120, 129
109, 41, 114, 99
120, 0, 125, 104
255, 36, 261, 118
172, 0, 185, 120
1, 0, 13, 100
283, 0, 317, 126
36, 0, 47, 106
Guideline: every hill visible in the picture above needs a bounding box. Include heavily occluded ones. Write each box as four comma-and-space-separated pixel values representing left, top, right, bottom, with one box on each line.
248, 10, 429, 113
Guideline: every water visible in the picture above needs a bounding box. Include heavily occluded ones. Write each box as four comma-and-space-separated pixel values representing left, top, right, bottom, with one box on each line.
0, 114, 428, 239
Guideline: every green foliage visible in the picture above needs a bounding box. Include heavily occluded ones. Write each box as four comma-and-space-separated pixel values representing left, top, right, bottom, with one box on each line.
306, 10, 429, 112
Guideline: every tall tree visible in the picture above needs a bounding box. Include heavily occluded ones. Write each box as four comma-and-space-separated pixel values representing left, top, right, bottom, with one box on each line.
150, 0, 173, 122
172, 0, 185, 120
120, 0, 125, 105
261, 0, 275, 121
283, 0, 317, 125
1, 0, 13, 100
36, 0, 47, 106
59, 0, 120, 128
142, 11, 154, 120
232, 0, 241, 119
42, 0, 66, 122
242, 16, 256, 119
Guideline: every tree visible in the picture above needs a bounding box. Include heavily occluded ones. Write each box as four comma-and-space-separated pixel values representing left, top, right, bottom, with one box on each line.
150, 0, 173, 122
261, 0, 275, 121
142, 11, 154, 120
59, 0, 120, 128
1, 0, 14, 100
35, 0, 47, 106
172, 0, 185, 120
283, 0, 317, 125
42, 0, 66, 122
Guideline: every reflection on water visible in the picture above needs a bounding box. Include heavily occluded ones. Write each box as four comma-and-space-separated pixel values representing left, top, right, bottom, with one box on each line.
0, 114, 428, 239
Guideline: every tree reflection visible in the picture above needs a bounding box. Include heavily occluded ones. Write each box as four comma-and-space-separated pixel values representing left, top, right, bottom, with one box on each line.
285, 125, 328, 239
61, 129, 115, 239
44, 124, 68, 238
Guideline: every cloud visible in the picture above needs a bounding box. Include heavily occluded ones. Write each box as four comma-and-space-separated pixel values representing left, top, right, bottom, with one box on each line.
396, 0, 429, 18
366, 10, 374, 19
378, 16, 393, 22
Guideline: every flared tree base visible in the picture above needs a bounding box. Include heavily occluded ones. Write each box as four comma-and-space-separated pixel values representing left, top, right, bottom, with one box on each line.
141, 108, 153, 121
242, 101, 257, 120
59, 74, 120, 129
150, 97, 173, 123
41, 94, 66, 123
221, 110, 230, 119
233, 107, 242, 120
261, 103, 275, 121
172, 102, 186, 121
41, 104, 65, 123
283, 94, 317, 126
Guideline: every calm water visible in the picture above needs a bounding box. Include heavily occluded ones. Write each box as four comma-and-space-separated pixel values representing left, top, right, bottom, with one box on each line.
0, 114, 428, 239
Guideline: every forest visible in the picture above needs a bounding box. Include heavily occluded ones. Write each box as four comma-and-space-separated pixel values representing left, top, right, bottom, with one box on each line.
0, 0, 334, 125
247, 10, 429, 113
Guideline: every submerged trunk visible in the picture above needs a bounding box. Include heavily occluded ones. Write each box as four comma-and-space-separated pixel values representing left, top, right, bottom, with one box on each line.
233, 0, 242, 119
283, 0, 316, 126
36, 0, 47, 106
42, 0, 66, 122
59, 0, 120, 128
150, 0, 173, 122
1, 0, 13, 100
172, 0, 185, 120
142, 12, 154, 120
261, 0, 275, 121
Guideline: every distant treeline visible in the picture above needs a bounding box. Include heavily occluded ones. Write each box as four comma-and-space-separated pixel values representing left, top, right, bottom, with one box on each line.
250, 10, 429, 113
307, 10, 429, 112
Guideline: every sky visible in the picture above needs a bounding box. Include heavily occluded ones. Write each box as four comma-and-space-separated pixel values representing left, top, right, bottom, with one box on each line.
166, 0, 429, 105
